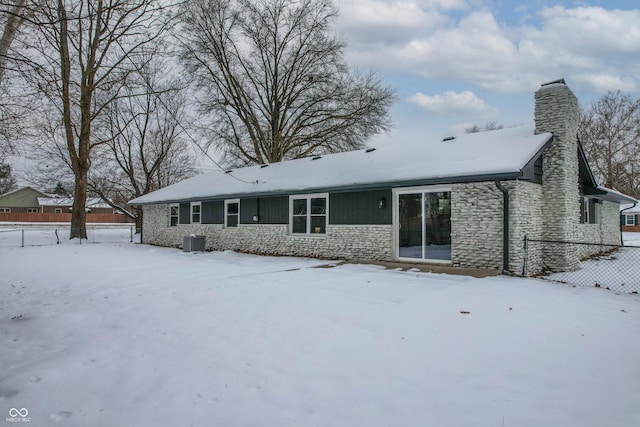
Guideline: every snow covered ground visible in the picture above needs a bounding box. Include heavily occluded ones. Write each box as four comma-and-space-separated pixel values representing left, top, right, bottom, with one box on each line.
545, 232, 640, 293
1, 241, 639, 426
622, 231, 640, 247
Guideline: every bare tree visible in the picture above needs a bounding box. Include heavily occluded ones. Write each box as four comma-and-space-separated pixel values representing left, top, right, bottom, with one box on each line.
465, 121, 504, 134
578, 91, 640, 199
178, 0, 395, 166
89, 57, 196, 229
0, 0, 46, 157
24, 0, 170, 238
0, 0, 46, 82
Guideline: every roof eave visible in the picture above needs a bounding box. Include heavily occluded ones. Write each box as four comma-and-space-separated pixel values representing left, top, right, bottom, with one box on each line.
589, 186, 638, 204
128, 171, 525, 206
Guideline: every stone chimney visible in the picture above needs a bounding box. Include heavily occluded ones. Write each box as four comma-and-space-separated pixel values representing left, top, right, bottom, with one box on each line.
534, 79, 581, 271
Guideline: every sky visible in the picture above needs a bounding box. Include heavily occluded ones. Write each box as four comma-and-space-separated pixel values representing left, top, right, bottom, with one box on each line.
333, 0, 640, 144
7, 0, 640, 182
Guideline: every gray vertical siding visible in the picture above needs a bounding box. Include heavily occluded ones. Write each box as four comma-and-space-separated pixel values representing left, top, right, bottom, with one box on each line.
257, 196, 289, 224
202, 201, 224, 224
330, 190, 392, 225
179, 203, 190, 224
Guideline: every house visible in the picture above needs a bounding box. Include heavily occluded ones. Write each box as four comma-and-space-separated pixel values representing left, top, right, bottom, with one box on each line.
129, 80, 637, 275
621, 204, 640, 232
0, 187, 48, 213
0, 187, 131, 223
36, 196, 114, 214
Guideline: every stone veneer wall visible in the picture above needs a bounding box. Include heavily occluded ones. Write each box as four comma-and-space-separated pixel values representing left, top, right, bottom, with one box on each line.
451, 180, 544, 275
450, 182, 503, 271
535, 83, 582, 272
508, 181, 544, 275
574, 201, 622, 259
142, 204, 393, 261
533, 83, 625, 273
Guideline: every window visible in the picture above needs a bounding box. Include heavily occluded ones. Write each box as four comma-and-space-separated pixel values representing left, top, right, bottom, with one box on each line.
54, 208, 62, 214
290, 194, 328, 235
0, 208, 10, 213
169, 204, 179, 227
191, 202, 201, 224
27, 208, 38, 213
626, 214, 636, 226
225, 199, 240, 227
581, 197, 599, 224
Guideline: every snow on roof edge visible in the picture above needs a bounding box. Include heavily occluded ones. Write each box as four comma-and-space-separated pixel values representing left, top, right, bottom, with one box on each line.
129, 125, 552, 205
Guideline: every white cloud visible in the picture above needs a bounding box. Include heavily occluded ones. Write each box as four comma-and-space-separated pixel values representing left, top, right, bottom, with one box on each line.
339, 1, 452, 45
571, 73, 638, 93
408, 90, 497, 117
340, 3, 640, 95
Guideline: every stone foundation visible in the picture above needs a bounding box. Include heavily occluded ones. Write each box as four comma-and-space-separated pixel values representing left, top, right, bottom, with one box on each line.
142, 204, 393, 261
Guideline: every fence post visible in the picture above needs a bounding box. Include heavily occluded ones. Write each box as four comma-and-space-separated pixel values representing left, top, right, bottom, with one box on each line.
130, 226, 133, 243
521, 235, 528, 277
21, 229, 24, 248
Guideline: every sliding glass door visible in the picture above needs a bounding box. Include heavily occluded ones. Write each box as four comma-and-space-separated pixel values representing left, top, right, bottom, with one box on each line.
397, 190, 451, 262
398, 194, 423, 258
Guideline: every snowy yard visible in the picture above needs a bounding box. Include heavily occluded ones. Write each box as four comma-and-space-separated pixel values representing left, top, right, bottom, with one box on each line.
1, 241, 639, 426
622, 231, 640, 247
545, 232, 640, 293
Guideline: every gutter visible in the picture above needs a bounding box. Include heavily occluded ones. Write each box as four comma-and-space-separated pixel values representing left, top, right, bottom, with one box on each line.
128, 171, 525, 207
494, 180, 509, 274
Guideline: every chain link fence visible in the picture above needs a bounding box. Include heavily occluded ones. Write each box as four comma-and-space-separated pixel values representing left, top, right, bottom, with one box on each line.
0, 225, 138, 248
523, 237, 640, 294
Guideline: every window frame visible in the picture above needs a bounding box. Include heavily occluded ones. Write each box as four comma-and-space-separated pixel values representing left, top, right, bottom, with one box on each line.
582, 196, 589, 224
54, 208, 62, 214
27, 208, 38, 213
169, 203, 179, 227
0, 207, 10, 213
626, 214, 636, 226
289, 193, 329, 236
393, 185, 453, 263
224, 199, 240, 228
191, 202, 201, 224
581, 196, 600, 225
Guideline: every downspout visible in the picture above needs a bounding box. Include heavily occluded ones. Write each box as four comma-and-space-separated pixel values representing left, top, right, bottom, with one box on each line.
620, 202, 638, 245
495, 180, 509, 274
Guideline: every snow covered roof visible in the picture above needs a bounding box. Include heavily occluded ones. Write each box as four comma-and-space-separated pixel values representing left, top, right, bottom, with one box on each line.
130, 125, 553, 205
38, 197, 111, 209
591, 187, 637, 205
621, 203, 640, 214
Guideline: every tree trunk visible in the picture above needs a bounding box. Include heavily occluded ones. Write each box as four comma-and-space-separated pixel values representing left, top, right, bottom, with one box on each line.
70, 164, 88, 239
0, 0, 26, 83
0, 0, 46, 83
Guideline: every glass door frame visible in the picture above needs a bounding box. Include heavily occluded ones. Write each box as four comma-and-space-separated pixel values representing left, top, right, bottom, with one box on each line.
392, 185, 453, 264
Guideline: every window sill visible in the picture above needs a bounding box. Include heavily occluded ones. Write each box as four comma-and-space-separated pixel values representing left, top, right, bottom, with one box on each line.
288, 233, 327, 238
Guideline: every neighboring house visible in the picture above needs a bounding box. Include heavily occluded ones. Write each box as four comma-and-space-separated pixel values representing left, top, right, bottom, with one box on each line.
621, 204, 640, 232
37, 197, 115, 214
0, 187, 49, 213
0, 187, 130, 223
129, 81, 637, 275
